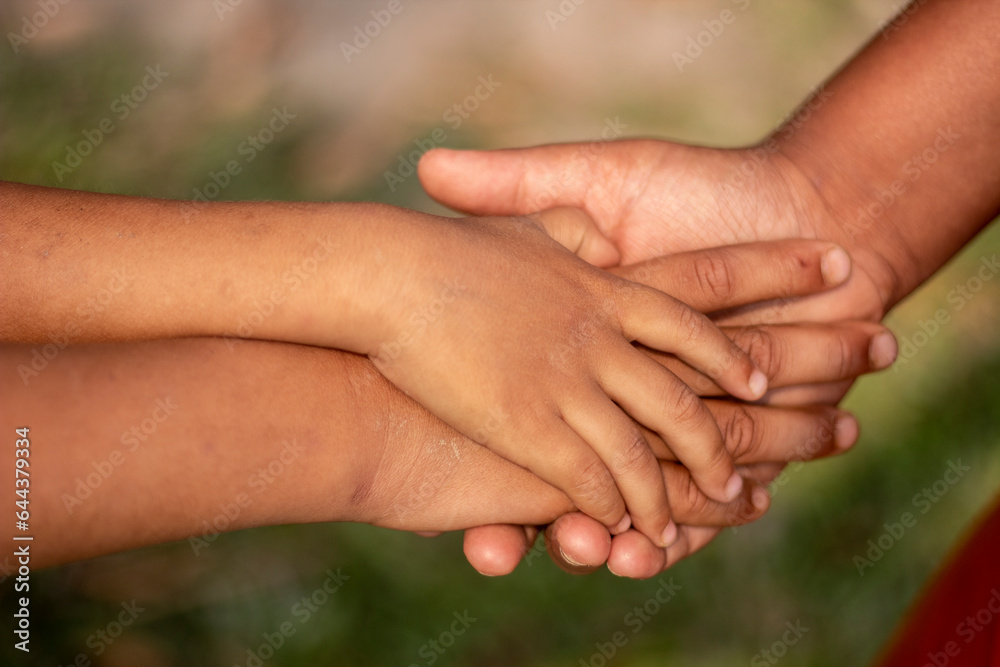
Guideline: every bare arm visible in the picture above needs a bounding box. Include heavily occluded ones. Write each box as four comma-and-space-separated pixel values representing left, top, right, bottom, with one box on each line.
776, 0, 1000, 310
1, 241, 885, 568
2, 337, 571, 568
420, 0, 1000, 327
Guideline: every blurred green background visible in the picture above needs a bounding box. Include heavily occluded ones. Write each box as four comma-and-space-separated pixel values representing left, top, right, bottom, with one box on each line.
2, 1, 999, 665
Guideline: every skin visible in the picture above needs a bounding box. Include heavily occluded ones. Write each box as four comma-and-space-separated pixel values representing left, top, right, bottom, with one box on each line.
419, 0, 1000, 576
0, 240, 893, 569
0, 184, 774, 549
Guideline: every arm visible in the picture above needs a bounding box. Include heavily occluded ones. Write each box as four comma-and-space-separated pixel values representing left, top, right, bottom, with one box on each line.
0, 181, 770, 548
420, 0, 998, 576
2, 337, 570, 568
775, 0, 1000, 311
419, 0, 1000, 323
0, 241, 888, 569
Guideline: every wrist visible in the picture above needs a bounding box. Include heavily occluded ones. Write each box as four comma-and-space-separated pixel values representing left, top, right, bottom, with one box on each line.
769, 142, 905, 318
195, 201, 415, 352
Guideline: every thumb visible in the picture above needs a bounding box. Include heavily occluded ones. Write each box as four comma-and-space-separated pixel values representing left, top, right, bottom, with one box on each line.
418, 145, 592, 216
529, 207, 621, 268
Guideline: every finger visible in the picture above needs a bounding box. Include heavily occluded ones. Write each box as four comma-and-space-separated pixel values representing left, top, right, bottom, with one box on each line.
736, 462, 787, 485
605, 520, 723, 579
528, 208, 621, 268
610, 240, 852, 313
496, 416, 628, 534
705, 401, 859, 463
544, 512, 613, 574
598, 349, 741, 508
563, 394, 674, 546
616, 283, 768, 402
414, 531, 442, 538
547, 465, 769, 579
462, 525, 534, 576
636, 401, 858, 465
760, 379, 855, 406
419, 145, 593, 216
643, 322, 897, 396
661, 461, 771, 528
662, 526, 721, 572
606, 529, 666, 579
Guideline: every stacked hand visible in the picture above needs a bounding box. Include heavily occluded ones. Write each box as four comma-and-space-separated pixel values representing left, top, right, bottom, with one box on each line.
418, 139, 899, 578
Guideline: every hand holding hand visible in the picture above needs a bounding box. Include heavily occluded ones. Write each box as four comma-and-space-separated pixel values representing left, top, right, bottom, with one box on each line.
452, 237, 897, 578
368, 207, 769, 547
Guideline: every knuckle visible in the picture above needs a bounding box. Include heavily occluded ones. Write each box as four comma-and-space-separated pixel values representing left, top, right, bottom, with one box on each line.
608, 430, 655, 478
724, 498, 756, 527
692, 252, 738, 303
735, 326, 781, 380
834, 332, 856, 379
673, 304, 710, 346
722, 404, 760, 461
570, 456, 620, 518
678, 470, 713, 518
795, 410, 837, 459
667, 386, 709, 427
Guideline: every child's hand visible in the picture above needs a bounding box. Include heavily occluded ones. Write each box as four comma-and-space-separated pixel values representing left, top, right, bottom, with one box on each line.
367, 208, 767, 547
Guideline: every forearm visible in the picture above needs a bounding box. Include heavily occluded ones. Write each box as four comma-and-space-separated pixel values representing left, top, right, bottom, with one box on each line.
774, 0, 1000, 309
0, 338, 568, 568
0, 182, 431, 350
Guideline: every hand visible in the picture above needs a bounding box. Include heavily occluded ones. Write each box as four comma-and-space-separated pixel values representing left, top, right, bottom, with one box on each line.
457, 239, 897, 578
12, 239, 889, 567
418, 140, 891, 324
369, 207, 770, 547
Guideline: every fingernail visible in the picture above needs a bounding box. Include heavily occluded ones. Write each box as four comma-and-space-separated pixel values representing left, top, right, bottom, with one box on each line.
725, 472, 745, 501
607, 562, 626, 577
748, 370, 768, 399
558, 545, 586, 568
610, 513, 631, 535
752, 486, 770, 511
869, 331, 898, 370
660, 520, 678, 547
821, 246, 851, 285
834, 413, 859, 451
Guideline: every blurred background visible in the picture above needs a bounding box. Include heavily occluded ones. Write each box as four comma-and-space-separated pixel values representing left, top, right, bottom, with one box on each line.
2, 0, 1000, 665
